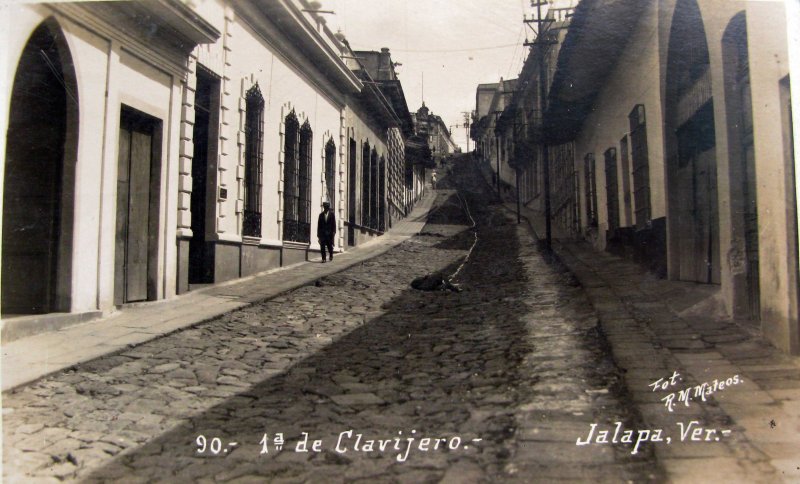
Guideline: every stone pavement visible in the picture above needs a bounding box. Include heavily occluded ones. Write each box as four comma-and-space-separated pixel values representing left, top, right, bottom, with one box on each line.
3, 159, 658, 482
475, 156, 800, 483
1, 192, 435, 392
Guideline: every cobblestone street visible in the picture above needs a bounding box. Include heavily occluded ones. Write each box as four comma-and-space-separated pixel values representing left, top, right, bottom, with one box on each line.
4, 161, 657, 482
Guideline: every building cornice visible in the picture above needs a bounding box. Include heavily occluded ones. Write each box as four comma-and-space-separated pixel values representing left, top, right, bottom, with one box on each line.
49, 0, 220, 78
233, 0, 362, 97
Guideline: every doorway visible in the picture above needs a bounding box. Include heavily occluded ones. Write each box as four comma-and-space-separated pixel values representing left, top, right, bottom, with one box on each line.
189, 67, 220, 285
115, 107, 162, 304
348, 137, 357, 246
665, 0, 720, 284
3, 21, 78, 314
675, 102, 720, 283
723, 13, 760, 318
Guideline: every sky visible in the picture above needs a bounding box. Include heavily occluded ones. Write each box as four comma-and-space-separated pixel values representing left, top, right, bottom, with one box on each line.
322, 0, 537, 150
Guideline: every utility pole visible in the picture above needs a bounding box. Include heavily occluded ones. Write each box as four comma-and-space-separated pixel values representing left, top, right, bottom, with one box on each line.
493, 111, 503, 193
462, 111, 471, 152
524, 0, 557, 250
514, 120, 522, 224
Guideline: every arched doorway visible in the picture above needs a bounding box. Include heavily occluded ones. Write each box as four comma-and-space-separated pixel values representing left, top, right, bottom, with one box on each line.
665, 0, 720, 284
722, 12, 760, 319
3, 20, 78, 314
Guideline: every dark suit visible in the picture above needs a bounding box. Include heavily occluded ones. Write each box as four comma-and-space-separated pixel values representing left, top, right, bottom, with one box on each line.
317, 209, 336, 261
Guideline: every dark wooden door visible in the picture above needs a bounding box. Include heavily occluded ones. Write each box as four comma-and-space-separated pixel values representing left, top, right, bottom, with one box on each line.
675, 102, 720, 284
190, 68, 218, 284
116, 112, 154, 304
348, 138, 357, 246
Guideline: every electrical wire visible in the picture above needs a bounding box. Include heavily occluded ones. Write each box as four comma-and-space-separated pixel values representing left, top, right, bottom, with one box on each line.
391, 43, 521, 54
506, 25, 525, 78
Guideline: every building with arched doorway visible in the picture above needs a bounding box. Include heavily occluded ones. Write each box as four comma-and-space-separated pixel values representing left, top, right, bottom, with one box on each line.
537, 0, 799, 353
2, 1, 422, 340
2, 3, 219, 332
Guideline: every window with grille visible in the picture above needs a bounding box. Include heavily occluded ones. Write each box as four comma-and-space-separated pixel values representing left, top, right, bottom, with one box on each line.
629, 104, 651, 229
584, 152, 598, 227
325, 139, 336, 210
297, 121, 312, 242
378, 156, 386, 232
604, 147, 619, 231
361, 141, 371, 227
282, 112, 312, 243
619, 135, 633, 226
370, 149, 378, 230
243, 84, 264, 237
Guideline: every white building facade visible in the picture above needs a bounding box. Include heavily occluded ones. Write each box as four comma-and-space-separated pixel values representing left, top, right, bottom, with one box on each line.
1, 0, 420, 336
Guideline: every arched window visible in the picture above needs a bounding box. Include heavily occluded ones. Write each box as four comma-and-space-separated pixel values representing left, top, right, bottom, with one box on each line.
298, 120, 313, 242
243, 84, 264, 237
282, 111, 303, 242
324, 138, 336, 210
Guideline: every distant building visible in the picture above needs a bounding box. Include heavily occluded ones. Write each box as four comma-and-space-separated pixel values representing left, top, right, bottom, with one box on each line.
470, 77, 518, 189
412, 103, 458, 164
353, 48, 422, 230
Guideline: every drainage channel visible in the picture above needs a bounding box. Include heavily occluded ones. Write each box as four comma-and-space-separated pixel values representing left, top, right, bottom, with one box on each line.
411, 190, 478, 292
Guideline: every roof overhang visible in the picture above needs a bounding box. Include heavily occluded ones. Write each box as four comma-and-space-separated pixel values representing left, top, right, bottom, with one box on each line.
544, 0, 647, 144
376, 80, 415, 137
235, 0, 362, 96
51, 0, 221, 77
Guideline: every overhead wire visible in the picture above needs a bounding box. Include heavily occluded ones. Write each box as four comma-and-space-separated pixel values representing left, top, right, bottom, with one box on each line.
391, 43, 521, 54
506, 25, 525, 79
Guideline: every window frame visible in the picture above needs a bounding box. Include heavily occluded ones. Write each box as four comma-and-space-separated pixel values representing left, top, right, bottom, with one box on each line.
242, 84, 264, 238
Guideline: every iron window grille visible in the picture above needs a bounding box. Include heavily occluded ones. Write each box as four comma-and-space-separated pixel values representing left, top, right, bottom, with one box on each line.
629, 104, 651, 229
584, 152, 598, 228
324, 138, 336, 210
378, 156, 386, 232
361, 141, 371, 227
370, 149, 378, 230
243, 84, 264, 237
282, 114, 312, 243
604, 147, 620, 231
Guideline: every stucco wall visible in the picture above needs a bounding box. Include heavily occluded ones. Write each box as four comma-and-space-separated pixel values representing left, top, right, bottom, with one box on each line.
573, 0, 664, 242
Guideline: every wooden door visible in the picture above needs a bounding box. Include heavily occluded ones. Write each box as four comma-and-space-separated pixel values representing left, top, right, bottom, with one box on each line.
675, 102, 720, 284
348, 138, 356, 246
116, 112, 154, 304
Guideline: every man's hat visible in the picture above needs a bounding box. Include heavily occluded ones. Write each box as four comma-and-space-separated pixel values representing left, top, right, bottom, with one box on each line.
322, 201, 330, 207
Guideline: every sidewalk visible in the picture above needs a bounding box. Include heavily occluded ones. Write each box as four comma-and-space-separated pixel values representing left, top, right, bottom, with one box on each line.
1, 192, 435, 392
476, 160, 800, 482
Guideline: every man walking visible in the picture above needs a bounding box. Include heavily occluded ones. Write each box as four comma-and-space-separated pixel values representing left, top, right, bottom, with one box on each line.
317, 201, 336, 263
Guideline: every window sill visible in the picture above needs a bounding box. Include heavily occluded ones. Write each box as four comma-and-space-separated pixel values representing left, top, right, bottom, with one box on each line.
283, 240, 310, 250
242, 236, 261, 246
